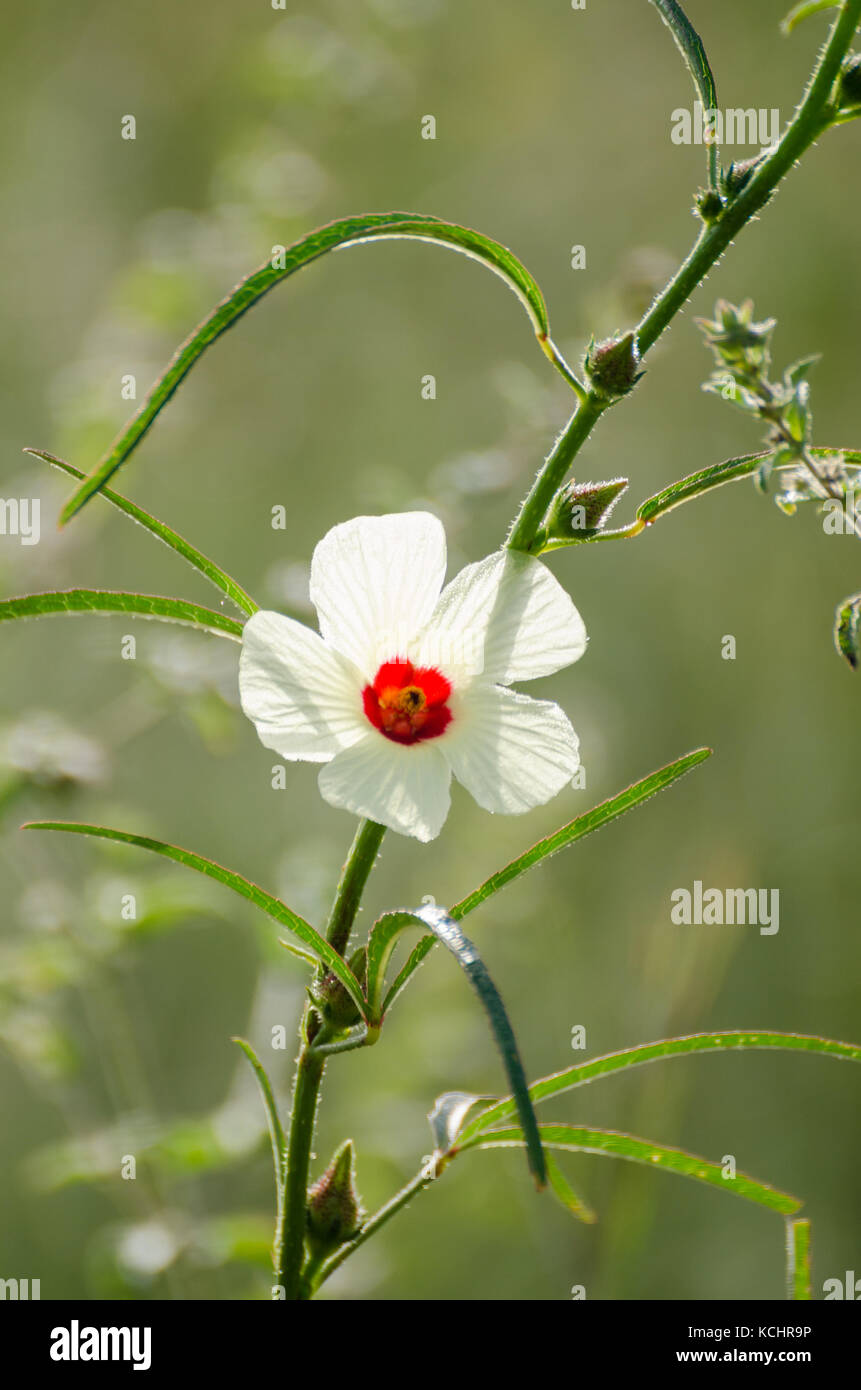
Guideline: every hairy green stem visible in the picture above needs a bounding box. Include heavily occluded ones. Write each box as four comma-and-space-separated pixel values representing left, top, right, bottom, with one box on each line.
325, 818, 387, 956
506, 0, 859, 555
278, 817, 386, 1299
277, 1042, 326, 1299
507, 393, 607, 552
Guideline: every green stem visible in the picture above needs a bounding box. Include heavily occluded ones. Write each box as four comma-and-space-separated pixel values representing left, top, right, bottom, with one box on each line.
506, 0, 859, 554
506, 393, 606, 552
277, 817, 386, 1299
325, 818, 387, 956
637, 0, 857, 354
278, 1042, 325, 1299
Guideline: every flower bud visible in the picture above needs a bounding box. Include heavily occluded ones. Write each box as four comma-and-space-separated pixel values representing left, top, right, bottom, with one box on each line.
545, 477, 629, 541
584, 332, 643, 400
695, 188, 724, 224
310, 947, 367, 1030
719, 153, 766, 199
838, 54, 861, 107
306, 1140, 364, 1255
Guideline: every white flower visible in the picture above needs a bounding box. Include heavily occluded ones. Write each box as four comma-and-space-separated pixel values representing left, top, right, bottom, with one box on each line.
239, 512, 586, 842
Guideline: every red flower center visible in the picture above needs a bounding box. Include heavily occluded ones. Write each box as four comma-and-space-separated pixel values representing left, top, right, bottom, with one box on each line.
363, 660, 452, 744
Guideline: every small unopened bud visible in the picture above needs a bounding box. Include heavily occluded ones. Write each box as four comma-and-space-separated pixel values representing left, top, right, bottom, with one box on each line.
307, 1140, 364, 1255
546, 477, 629, 541
584, 332, 643, 400
695, 188, 724, 224
719, 153, 766, 199
838, 54, 861, 107
310, 947, 367, 1030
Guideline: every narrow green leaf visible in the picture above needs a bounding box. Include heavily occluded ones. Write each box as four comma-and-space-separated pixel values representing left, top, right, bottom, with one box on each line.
636, 452, 765, 524
232, 1037, 286, 1188
462, 1123, 801, 1215
786, 1217, 812, 1299
380, 933, 436, 1017
58, 212, 555, 521
650, 1, 719, 186
278, 937, 320, 970
366, 903, 546, 1188
460, 1031, 861, 1143
537, 447, 861, 548
781, 1, 836, 36
25, 448, 257, 616
23, 821, 367, 1019
544, 1153, 597, 1225
0, 589, 244, 640
366, 910, 422, 1022
834, 591, 861, 669
645, 448, 861, 524
451, 749, 712, 922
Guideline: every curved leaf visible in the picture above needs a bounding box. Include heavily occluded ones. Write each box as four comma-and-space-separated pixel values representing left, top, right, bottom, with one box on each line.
366, 903, 546, 1188
59, 212, 558, 521
544, 1154, 597, 1225
366, 906, 446, 1021
232, 1037, 286, 1188
23, 821, 367, 1018
459, 1030, 861, 1142
25, 448, 257, 616
381, 933, 436, 1016
0, 589, 244, 640
650, 0, 719, 186
461, 1123, 801, 1215
781, 1, 837, 36
636, 452, 764, 524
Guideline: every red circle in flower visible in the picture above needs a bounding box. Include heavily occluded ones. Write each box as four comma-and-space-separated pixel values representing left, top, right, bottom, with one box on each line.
363, 660, 452, 744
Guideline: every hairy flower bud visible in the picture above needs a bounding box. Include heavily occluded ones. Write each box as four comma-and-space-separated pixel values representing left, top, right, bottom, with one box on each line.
584, 332, 643, 400
695, 188, 724, 224
719, 153, 766, 200
306, 1140, 364, 1255
545, 477, 629, 542
310, 947, 367, 1030
838, 54, 861, 107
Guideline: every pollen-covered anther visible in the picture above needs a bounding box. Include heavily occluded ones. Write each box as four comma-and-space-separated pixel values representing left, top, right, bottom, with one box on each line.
363, 660, 452, 744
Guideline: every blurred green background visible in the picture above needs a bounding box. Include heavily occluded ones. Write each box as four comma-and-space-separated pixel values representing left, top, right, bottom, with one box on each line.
1, 0, 859, 1301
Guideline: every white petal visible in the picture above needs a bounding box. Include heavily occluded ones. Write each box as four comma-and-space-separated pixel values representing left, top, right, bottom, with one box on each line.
318, 734, 452, 842
239, 610, 366, 762
310, 512, 447, 680
442, 684, 580, 814
413, 549, 587, 686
